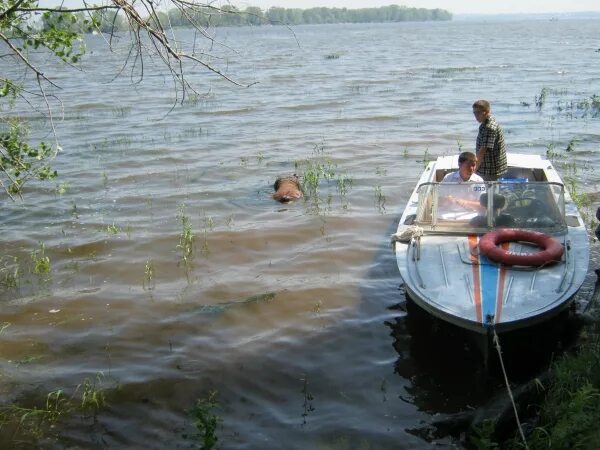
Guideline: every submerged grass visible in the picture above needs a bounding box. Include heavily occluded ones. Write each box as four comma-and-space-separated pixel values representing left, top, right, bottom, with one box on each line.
200, 214, 213, 257
535, 86, 550, 109
0, 390, 69, 441
0, 372, 110, 445
0, 255, 21, 291
143, 258, 155, 291
177, 204, 195, 265
189, 391, 221, 450
530, 86, 600, 118
545, 136, 594, 224
294, 142, 353, 214
78, 372, 107, 420
374, 185, 386, 214
300, 374, 315, 425
30, 243, 50, 276
106, 223, 121, 235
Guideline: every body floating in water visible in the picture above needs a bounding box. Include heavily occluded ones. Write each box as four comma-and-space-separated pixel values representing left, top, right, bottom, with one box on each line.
273, 174, 303, 203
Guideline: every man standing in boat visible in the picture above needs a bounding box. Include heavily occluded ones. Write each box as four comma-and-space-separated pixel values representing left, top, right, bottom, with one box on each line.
472, 99, 507, 181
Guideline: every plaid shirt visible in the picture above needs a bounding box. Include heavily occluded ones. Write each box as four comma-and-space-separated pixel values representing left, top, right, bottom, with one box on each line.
476, 116, 507, 177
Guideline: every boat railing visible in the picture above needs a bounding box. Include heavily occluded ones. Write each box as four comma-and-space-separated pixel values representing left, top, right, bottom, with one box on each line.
415, 181, 567, 233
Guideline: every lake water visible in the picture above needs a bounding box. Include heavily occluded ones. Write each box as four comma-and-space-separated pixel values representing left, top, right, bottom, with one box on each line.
2, 17, 600, 449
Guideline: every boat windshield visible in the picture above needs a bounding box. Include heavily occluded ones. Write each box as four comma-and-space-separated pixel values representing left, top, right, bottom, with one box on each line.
415, 181, 566, 233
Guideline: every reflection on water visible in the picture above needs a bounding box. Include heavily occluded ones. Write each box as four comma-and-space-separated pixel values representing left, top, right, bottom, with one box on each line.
1, 17, 600, 449
388, 295, 585, 412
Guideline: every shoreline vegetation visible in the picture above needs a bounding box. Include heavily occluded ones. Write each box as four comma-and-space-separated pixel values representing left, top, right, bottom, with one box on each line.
38, 5, 452, 33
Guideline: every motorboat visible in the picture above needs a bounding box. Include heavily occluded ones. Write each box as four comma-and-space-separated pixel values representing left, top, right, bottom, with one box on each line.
393, 153, 589, 350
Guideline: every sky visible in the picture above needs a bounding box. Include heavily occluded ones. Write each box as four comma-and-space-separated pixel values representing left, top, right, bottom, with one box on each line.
37, 0, 600, 16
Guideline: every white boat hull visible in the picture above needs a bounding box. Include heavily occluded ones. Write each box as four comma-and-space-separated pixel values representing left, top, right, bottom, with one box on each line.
395, 154, 589, 335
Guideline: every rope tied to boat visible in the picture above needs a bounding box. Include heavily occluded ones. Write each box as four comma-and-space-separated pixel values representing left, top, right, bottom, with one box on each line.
391, 226, 424, 245
491, 324, 530, 450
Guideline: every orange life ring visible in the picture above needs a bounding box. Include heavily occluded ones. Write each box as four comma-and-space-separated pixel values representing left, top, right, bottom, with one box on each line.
478, 229, 564, 266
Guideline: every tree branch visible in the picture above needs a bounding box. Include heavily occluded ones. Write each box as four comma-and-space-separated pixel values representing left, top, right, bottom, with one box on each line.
15, 5, 119, 13
0, 30, 59, 89
0, 0, 28, 21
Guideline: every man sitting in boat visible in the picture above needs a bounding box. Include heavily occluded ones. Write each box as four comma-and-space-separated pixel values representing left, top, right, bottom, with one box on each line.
442, 151, 484, 184
440, 151, 485, 212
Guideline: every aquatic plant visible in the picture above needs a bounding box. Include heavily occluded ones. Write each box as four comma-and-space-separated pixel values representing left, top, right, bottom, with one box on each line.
77, 372, 107, 420
313, 299, 322, 315
179, 127, 207, 140
30, 243, 50, 275
375, 166, 387, 177
349, 84, 368, 94
300, 374, 315, 425
336, 173, 352, 209
564, 176, 590, 211
565, 138, 578, 152
225, 214, 234, 229
182, 93, 202, 107
561, 94, 600, 118
189, 391, 221, 450
422, 148, 431, 168
143, 259, 155, 291
374, 184, 386, 214
380, 378, 387, 402
0, 256, 20, 290
535, 87, 550, 109
55, 181, 70, 195
106, 223, 121, 235
177, 205, 195, 264
111, 106, 131, 118
0, 322, 11, 335
295, 142, 353, 214
0, 372, 112, 444
546, 142, 559, 161
198, 213, 214, 257
203, 214, 215, 231
0, 389, 69, 442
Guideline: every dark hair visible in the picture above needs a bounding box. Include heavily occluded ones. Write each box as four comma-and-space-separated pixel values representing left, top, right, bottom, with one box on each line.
273, 174, 300, 191
472, 99, 491, 113
458, 151, 477, 165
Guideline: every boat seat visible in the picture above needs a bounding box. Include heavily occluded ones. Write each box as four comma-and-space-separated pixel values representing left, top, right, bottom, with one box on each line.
504, 167, 545, 181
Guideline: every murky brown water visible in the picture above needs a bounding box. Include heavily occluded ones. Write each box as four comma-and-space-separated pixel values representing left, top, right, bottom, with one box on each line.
1, 18, 600, 449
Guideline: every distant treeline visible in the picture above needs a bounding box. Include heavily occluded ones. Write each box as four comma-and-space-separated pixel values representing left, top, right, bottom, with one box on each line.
166, 5, 453, 27
36, 4, 452, 33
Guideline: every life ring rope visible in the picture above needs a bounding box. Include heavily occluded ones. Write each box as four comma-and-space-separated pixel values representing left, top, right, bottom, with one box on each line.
478, 228, 564, 267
